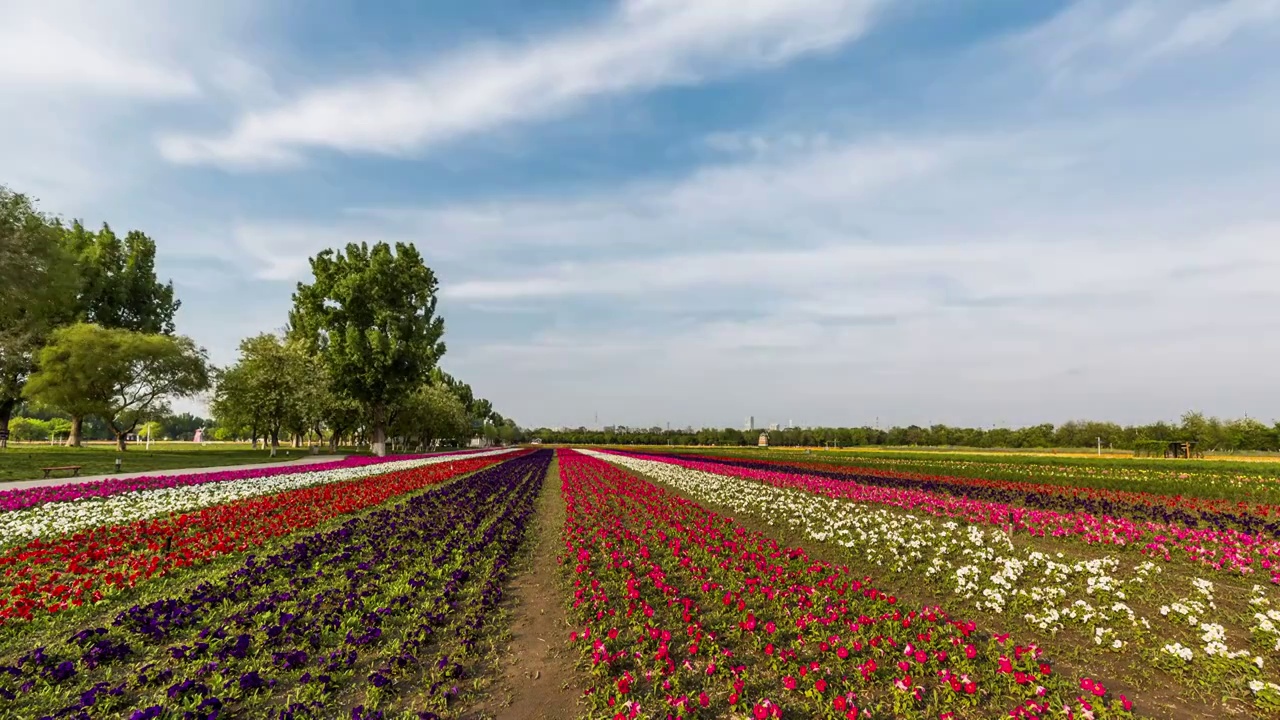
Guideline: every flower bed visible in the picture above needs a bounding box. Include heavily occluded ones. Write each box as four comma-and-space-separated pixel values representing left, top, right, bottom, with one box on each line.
0, 449, 505, 512
590, 450, 1280, 714
0, 450, 516, 548
0, 450, 551, 719
638, 451, 1280, 537
0, 451, 522, 623
616, 451, 1280, 577
560, 449, 1134, 719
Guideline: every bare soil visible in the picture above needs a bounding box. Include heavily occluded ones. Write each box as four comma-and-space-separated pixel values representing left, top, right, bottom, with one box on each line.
465, 455, 584, 720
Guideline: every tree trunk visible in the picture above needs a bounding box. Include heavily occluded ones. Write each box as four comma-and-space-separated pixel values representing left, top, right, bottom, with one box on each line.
328, 432, 339, 452
371, 425, 387, 457
292, 434, 301, 448
65, 416, 83, 447
0, 398, 12, 449
116, 432, 128, 452
270, 430, 279, 458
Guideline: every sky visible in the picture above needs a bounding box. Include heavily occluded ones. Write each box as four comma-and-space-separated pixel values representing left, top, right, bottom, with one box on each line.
3, 0, 1279, 430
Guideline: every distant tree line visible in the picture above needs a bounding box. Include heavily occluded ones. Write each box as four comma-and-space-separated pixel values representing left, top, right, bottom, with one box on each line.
1, 184, 519, 455
531, 412, 1280, 453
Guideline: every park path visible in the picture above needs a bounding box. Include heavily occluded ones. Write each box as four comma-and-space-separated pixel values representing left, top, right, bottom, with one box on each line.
0, 454, 348, 492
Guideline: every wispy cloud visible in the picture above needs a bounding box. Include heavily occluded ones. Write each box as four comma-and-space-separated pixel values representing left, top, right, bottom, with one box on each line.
156, 0, 882, 169
1012, 0, 1280, 91
0, 0, 266, 208
0, 1, 202, 98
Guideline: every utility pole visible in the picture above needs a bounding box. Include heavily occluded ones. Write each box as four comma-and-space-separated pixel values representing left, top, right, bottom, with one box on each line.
1097, 437, 1102, 456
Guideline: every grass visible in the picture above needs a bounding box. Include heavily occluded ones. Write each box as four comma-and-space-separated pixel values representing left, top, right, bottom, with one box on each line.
0, 441, 355, 483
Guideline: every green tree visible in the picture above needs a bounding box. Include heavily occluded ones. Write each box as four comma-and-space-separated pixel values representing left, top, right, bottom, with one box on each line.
318, 385, 364, 452
210, 365, 265, 448
289, 242, 446, 456
61, 221, 180, 334
24, 324, 210, 450
211, 334, 312, 456
0, 188, 77, 448
392, 384, 469, 451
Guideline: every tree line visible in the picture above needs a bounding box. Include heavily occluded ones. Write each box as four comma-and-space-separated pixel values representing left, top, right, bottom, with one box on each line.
531, 412, 1280, 453
1, 185, 516, 455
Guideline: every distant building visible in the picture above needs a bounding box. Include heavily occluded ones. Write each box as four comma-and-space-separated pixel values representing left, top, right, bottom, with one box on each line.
769, 423, 780, 432
758, 432, 769, 447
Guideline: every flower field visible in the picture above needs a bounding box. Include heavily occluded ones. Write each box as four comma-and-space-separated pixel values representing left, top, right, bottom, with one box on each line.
0, 449, 551, 719
560, 449, 1134, 719
588, 448, 1280, 717
5, 441, 1280, 718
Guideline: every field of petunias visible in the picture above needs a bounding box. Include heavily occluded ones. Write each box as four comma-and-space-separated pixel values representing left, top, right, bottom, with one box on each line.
5, 441, 1280, 718
589, 448, 1280, 718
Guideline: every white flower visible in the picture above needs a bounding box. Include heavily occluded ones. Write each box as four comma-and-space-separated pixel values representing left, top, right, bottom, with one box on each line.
0, 449, 516, 546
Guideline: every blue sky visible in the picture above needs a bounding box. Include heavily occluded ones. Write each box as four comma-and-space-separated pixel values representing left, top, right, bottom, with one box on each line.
3, 0, 1280, 430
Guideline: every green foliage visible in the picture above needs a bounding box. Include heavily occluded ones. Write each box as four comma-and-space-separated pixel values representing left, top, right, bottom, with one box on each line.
0, 187, 182, 449
210, 334, 318, 451
391, 384, 469, 448
289, 242, 446, 455
532, 412, 1280, 453
0, 187, 74, 331
24, 323, 211, 450
0, 444, 329, 482
0, 187, 78, 446
60, 221, 180, 334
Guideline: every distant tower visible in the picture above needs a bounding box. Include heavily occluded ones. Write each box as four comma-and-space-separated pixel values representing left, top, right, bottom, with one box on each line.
750, 416, 755, 431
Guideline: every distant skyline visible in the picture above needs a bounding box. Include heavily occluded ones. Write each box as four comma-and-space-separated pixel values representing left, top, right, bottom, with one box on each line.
4, 0, 1280, 429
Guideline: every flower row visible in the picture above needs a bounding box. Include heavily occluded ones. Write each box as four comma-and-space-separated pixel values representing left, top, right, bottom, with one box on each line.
770, 453, 1280, 499
587, 450, 1280, 713
0, 451, 492, 512
644, 451, 1280, 537
618, 451, 1280, 577
0, 451, 522, 622
561, 449, 1135, 719
0, 449, 516, 548
0, 450, 552, 719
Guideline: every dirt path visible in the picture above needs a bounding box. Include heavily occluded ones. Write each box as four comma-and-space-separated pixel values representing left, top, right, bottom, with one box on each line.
468, 455, 582, 720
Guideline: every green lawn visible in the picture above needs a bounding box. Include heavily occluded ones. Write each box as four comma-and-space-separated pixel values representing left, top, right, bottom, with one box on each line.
0, 442, 352, 483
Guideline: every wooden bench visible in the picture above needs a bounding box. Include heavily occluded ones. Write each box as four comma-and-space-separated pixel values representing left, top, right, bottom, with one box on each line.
40, 466, 83, 479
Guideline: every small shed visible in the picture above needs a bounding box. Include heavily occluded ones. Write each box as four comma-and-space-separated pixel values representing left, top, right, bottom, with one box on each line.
758, 432, 769, 447
1163, 440, 1200, 459
1133, 439, 1201, 458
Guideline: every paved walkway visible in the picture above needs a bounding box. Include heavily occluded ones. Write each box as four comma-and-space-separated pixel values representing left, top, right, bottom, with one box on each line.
2, 454, 348, 493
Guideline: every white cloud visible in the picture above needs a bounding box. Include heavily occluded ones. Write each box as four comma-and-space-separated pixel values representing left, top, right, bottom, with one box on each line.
1146, 0, 1280, 58
1013, 0, 1280, 91
0, 1, 200, 98
0, 0, 266, 209
157, 0, 881, 169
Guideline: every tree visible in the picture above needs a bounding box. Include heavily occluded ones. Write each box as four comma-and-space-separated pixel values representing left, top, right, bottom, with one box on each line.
157, 412, 210, 441
61, 221, 180, 334
0, 187, 76, 448
211, 334, 312, 456
392, 384, 469, 451
289, 242, 446, 456
210, 365, 265, 449
24, 324, 210, 450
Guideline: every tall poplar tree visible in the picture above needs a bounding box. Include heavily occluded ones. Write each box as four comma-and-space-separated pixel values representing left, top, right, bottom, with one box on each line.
289, 242, 446, 456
